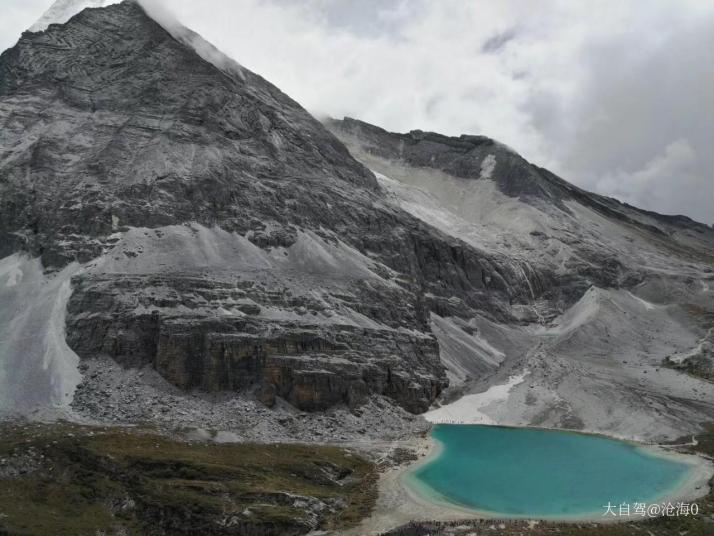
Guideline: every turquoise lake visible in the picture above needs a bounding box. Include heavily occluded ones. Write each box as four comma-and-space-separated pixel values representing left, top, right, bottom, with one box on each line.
406, 424, 693, 518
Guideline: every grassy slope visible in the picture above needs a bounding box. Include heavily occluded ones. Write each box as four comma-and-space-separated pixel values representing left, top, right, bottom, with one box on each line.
0, 423, 377, 536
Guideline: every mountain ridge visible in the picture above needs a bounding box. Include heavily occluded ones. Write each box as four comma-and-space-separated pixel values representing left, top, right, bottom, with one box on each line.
328, 116, 714, 235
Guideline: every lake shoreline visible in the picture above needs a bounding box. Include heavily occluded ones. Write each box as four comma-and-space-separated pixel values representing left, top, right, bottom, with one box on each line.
345, 424, 714, 535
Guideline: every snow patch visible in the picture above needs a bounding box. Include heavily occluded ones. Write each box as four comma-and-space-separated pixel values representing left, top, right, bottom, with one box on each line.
627, 291, 656, 310
479, 154, 497, 180
425, 372, 527, 424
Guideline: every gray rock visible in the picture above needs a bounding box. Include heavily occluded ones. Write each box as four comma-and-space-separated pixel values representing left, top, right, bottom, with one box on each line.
0, 1, 526, 413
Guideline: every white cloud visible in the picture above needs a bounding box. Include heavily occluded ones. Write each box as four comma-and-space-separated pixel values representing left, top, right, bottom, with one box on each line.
595, 139, 708, 221
30, 0, 120, 32
0, 0, 50, 51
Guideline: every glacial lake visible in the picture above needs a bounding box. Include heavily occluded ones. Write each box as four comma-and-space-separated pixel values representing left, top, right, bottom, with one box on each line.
405, 424, 693, 518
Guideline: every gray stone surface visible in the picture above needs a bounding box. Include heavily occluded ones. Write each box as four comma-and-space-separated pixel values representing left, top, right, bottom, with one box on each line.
0, 1, 528, 415
1, 1, 713, 443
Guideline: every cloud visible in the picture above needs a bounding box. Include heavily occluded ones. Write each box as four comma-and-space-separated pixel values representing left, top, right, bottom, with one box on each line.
138, 0, 247, 80
0, 0, 50, 51
595, 139, 702, 214
481, 27, 519, 54
30, 0, 120, 32
3, 0, 714, 223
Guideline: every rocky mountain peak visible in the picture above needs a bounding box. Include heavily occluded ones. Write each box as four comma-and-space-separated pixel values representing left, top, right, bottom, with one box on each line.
327, 117, 714, 253
1, 0, 378, 266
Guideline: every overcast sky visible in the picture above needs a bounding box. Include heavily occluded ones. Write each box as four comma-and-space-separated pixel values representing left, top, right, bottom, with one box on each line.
2, 0, 713, 224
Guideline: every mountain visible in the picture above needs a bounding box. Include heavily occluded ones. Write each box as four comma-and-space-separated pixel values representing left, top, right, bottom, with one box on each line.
326, 117, 714, 440
0, 0, 712, 445
0, 0, 530, 419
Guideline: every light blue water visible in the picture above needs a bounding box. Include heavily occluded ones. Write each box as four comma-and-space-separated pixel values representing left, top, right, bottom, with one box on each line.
406, 424, 692, 517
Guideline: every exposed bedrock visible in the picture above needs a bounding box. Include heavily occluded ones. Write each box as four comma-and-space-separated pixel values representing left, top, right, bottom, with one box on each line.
64, 251, 448, 414
0, 2, 546, 413
67, 301, 445, 413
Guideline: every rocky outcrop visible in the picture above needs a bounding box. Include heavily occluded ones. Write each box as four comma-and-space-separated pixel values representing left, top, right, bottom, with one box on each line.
64, 247, 447, 413
326, 117, 714, 249
325, 117, 569, 203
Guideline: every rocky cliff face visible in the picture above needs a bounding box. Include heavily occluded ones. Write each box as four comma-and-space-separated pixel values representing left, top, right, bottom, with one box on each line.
0, 1, 538, 414
327, 117, 714, 242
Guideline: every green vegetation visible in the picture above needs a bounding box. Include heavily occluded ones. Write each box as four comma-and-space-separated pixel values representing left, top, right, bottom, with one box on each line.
685, 304, 714, 329
0, 422, 377, 535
